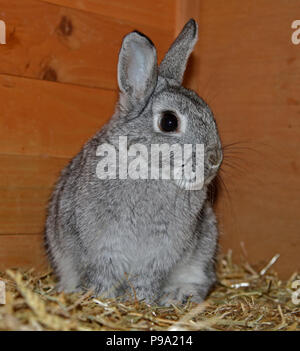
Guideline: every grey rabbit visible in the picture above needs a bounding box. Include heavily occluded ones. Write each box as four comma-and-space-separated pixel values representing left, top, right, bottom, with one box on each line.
45, 19, 223, 305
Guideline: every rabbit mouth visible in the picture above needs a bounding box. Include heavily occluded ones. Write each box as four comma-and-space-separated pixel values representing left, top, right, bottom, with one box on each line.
174, 161, 205, 191
175, 158, 220, 190
175, 177, 204, 191
174, 170, 217, 191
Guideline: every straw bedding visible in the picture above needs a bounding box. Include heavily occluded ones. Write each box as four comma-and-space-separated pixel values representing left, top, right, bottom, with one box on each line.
0, 251, 299, 331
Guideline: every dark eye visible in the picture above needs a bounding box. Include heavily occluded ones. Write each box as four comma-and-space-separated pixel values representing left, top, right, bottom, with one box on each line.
159, 111, 179, 132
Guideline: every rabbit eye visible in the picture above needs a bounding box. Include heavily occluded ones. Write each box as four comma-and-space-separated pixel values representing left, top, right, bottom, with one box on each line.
159, 111, 179, 133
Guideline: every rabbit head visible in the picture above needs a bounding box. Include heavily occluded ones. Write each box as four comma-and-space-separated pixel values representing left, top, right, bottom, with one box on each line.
108, 19, 222, 190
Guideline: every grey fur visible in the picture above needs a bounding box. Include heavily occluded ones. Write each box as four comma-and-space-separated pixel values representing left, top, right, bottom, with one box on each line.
159, 19, 198, 84
45, 19, 223, 305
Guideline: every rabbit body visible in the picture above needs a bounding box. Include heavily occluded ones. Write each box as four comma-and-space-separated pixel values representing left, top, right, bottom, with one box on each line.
45, 19, 222, 305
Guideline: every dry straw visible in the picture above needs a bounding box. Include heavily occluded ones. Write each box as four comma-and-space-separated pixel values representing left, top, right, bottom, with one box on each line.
0, 251, 299, 331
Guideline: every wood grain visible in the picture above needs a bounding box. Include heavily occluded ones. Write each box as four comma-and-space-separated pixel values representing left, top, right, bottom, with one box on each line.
175, 0, 200, 38
0, 234, 47, 270
0, 154, 69, 234
0, 74, 117, 158
0, 0, 174, 90
178, 0, 300, 277
39, 0, 174, 32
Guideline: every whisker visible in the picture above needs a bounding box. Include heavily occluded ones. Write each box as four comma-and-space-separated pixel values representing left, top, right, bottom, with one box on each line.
222, 140, 252, 149
222, 154, 246, 163
216, 174, 233, 210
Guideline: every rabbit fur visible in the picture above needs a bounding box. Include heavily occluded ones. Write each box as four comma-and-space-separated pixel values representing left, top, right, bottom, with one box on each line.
45, 19, 223, 305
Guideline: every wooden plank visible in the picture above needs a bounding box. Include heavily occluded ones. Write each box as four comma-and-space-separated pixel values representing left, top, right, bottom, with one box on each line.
39, 0, 175, 33
0, 74, 117, 158
175, 0, 200, 36
0, 234, 48, 270
0, 155, 68, 234
177, 0, 300, 277
0, 0, 174, 90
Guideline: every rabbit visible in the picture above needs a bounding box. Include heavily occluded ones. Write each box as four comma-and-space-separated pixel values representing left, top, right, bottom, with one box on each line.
45, 18, 223, 306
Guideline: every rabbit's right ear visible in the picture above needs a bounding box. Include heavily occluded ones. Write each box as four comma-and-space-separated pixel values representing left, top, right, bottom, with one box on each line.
159, 19, 198, 85
118, 31, 158, 109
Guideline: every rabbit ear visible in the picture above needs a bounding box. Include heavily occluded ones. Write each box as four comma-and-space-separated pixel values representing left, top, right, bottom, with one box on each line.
159, 19, 198, 84
118, 31, 158, 107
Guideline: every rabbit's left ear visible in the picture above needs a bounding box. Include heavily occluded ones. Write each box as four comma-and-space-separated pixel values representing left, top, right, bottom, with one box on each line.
118, 31, 158, 107
159, 19, 198, 85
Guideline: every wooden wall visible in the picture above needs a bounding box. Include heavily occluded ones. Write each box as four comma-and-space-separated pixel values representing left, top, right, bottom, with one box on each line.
0, 0, 299, 278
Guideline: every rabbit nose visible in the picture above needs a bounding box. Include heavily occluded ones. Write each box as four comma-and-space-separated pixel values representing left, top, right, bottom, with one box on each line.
207, 148, 222, 169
